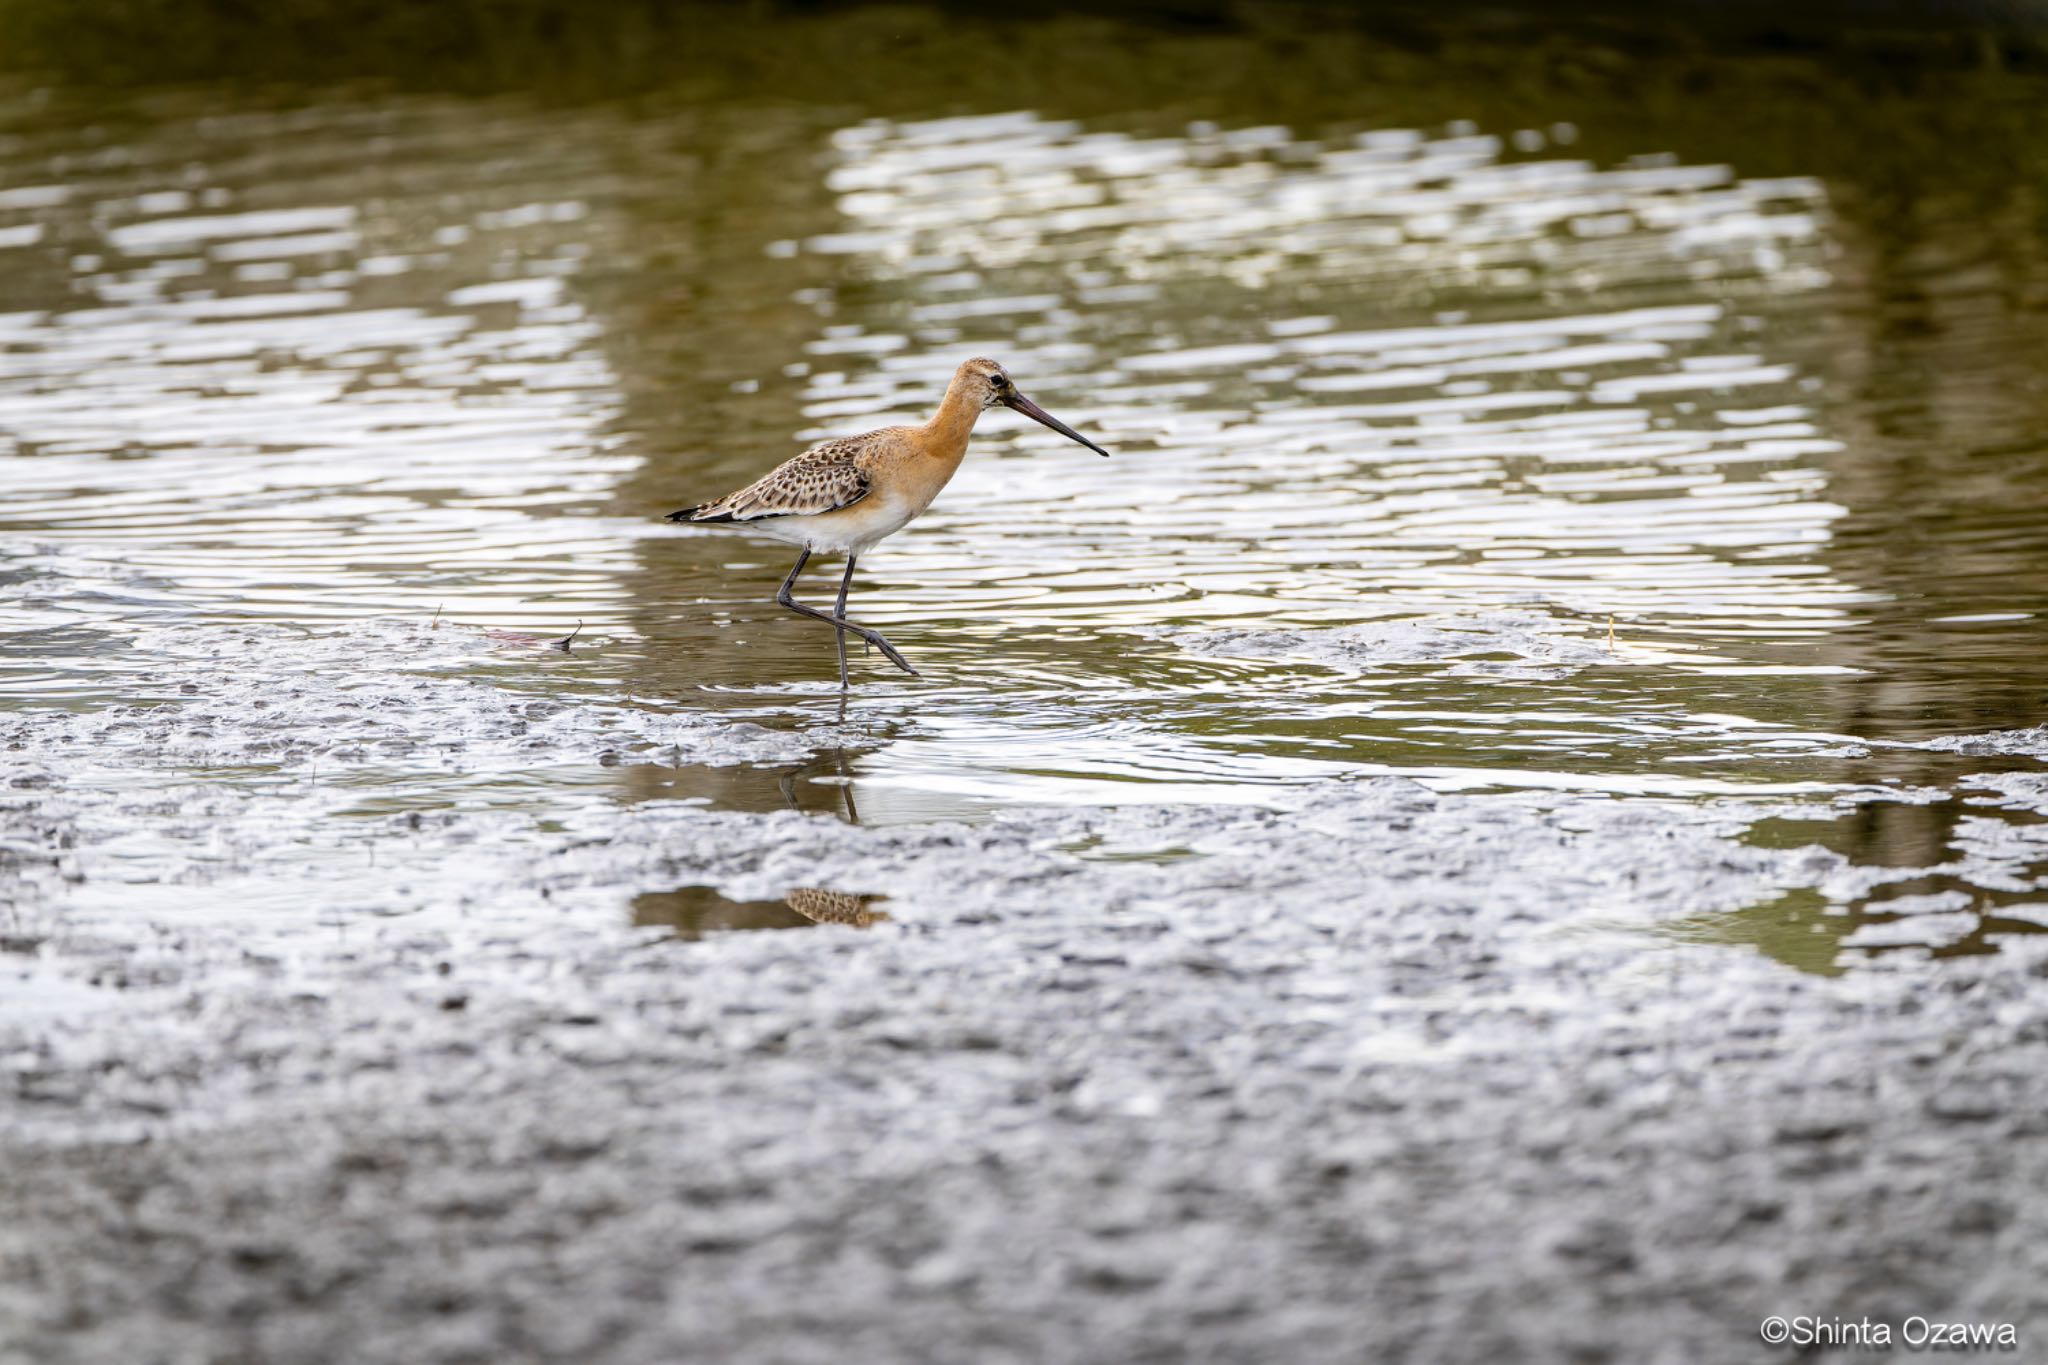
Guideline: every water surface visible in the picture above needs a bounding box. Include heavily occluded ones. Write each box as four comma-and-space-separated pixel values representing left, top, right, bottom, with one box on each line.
4, 15, 2047, 973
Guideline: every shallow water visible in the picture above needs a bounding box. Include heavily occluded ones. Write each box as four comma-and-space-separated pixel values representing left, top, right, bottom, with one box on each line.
4, 16, 2048, 974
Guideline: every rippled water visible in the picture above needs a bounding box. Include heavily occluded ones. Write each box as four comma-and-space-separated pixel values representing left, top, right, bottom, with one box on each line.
5, 28, 2048, 973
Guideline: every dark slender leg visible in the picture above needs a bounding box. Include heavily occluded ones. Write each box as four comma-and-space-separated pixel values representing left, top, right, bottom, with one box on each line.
775, 550, 918, 678
833, 556, 856, 689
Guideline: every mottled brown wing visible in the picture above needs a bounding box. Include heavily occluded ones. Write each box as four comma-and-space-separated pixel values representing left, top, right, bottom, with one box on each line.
671, 438, 871, 523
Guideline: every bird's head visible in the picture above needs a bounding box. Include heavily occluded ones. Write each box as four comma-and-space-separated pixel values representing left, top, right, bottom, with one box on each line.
955, 357, 1110, 457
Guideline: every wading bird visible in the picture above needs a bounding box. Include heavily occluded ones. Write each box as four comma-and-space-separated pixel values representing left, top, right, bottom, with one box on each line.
666, 357, 1109, 686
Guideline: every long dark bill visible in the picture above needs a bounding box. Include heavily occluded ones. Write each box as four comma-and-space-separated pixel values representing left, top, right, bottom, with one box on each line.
1004, 391, 1110, 457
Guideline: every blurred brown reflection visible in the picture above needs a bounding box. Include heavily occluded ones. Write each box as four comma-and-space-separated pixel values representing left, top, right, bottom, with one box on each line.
632, 884, 888, 937
619, 747, 865, 823
1732, 803, 2048, 974
576, 101, 905, 694
1667, 878, 2048, 978
589, 105, 849, 498
1807, 177, 2048, 741
1750, 104, 2048, 905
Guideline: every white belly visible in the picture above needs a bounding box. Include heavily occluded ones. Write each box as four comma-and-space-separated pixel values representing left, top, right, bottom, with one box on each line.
752, 494, 919, 556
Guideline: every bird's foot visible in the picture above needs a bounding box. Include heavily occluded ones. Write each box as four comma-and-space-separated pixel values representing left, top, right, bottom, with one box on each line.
853, 626, 917, 676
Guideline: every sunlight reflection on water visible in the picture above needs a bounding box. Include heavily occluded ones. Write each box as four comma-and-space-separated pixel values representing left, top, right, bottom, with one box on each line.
789, 112, 1852, 641
0, 102, 637, 647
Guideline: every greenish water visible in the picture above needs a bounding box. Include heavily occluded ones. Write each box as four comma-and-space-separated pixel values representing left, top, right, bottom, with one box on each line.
3, 7, 2047, 972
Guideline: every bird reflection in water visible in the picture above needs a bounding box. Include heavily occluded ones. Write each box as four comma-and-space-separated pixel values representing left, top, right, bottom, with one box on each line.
632, 884, 889, 939
622, 747, 865, 825
783, 887, 890, 927
628, 748, 882, 938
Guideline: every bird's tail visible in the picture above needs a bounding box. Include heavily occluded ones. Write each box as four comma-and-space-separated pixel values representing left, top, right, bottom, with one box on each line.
664, 504, 737, 524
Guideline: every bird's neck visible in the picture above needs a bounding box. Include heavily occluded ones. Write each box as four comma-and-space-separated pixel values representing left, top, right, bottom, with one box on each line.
920, 383, 983, 462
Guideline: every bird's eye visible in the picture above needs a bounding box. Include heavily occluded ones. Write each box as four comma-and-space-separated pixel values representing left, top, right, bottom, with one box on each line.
991, 374, 1009, 389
